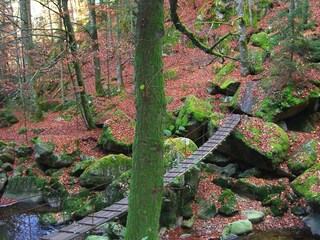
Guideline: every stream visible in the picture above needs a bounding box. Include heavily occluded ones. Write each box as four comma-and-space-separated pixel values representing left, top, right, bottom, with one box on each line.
0, 203, 60, 240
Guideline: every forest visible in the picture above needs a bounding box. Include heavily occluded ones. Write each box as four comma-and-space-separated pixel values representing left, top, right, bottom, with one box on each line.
0, 0, 319, 239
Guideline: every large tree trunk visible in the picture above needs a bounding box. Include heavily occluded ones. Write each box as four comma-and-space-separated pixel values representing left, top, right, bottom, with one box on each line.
87, 0, 104, 96
125, 0, 166, 239
20, 0, 43, 120
60, 0, 95, 129
237, 0, 249, 77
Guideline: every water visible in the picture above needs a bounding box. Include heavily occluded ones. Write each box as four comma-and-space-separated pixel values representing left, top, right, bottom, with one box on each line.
0, 203, 60, 240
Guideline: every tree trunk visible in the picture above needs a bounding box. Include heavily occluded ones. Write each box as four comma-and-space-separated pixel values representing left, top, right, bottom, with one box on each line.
237, 0, 249, 77
60, 0, 95, 129
116, 0, 124, 91
20, 0, 43, 120
87, 0, 104, 96
125, 0, 166, 239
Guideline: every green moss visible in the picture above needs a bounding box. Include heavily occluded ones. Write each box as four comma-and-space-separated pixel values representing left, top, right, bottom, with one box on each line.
236, 178, 286, 201
250, 32, 270, 51
220, 78, 238, 90
79, 154, 132, 188
248, 47, 267, 74
61, 189, 90, 215
288, 140, 318, 175
70, 159, 95, 177
176, 95, 213, 127
262, 194, 288, 216
215, 62, 235, 83
218, 189, 239, 215
291, 163, 320, 208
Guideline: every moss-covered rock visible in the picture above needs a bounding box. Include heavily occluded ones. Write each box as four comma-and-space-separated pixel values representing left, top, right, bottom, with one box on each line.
198, 199, 217, 220
3, 176, 47, 203
231, 78, 320, 122
242, 210, 265, 223
233, 177, 286, 201
0, 109, 19, 127
70, 159, 95, 177
79, 154, 132, 189
0, 171, 7, 191
99, 111, 134, 154
85, 236, 110, 240
164, 137, 198, 171
103, 222, 125, 239
218, 189, 239, 216
288, 140, 318, 175
14, 145, 33, 157
209, 115, 290, 170
248, 47, 267, 74
221, 219, 253, 240
61, 189, 90, 215
291, 163, 320, 209
176, 95, 213, 127
105, 170, 131, 206
262, 193, 288, 216
250, 32, 270, 52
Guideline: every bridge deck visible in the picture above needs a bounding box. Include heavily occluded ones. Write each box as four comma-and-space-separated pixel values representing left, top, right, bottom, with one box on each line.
40, 114, 241, 240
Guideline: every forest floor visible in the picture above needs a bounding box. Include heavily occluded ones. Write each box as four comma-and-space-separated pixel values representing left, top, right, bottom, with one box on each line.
0, 0, 320, 239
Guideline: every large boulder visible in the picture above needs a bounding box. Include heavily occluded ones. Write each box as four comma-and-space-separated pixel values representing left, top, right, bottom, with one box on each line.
232, 177, 287, 201
99, 111, 134, 154
3, 176, 47, 203
207, 62, 240, 96
218, 189, 239, 216
288, 140, 318, 175
248, 46, 267, 74
209, 114, 290, 170
221, 219, 253, 239
34, 139, 77, 168
231, 78, 320, 122
291, 163, 320, 210
79, 154, 132, 189
176, 95, 213, 143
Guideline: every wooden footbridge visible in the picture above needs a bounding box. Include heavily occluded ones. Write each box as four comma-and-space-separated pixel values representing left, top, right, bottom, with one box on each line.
40, 114, 241, 240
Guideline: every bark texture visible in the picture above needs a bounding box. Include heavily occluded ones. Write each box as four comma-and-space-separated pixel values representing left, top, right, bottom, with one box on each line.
125, 0, 166, 239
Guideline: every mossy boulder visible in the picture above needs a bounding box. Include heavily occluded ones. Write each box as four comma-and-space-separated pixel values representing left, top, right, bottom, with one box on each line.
209, 114, 290, 170
250, 32, 270, 52
103, 222, 125, 239
176, 95, 213, 143
248, 46, 267, 74
176, 95, 213, 127
218, 189, 239, 216
69, 159, 95, 177
86, 236, 110, 240
79, 154, 132, 189
208, 63, 239, 96
161, 166, 200, 226
3, 176, 47, 203
198, 199, 217, 220
233, 177, 286, 201
231, 78, 320, 122
0, 151, 14, 164
221, 219, 253, 240
291, 163, 320, 210
61, 189, 90, 215
242, 210, 265, 223
0, 109, 19, 127
105, 170, 131, 205
262, 193, 288, 216
34, 139, 79, 168
288, 140, 318, 175
14, 145, 33, 157
99, 111, 134, 154
164, 137, 198, 171
0, 171, 7, 191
